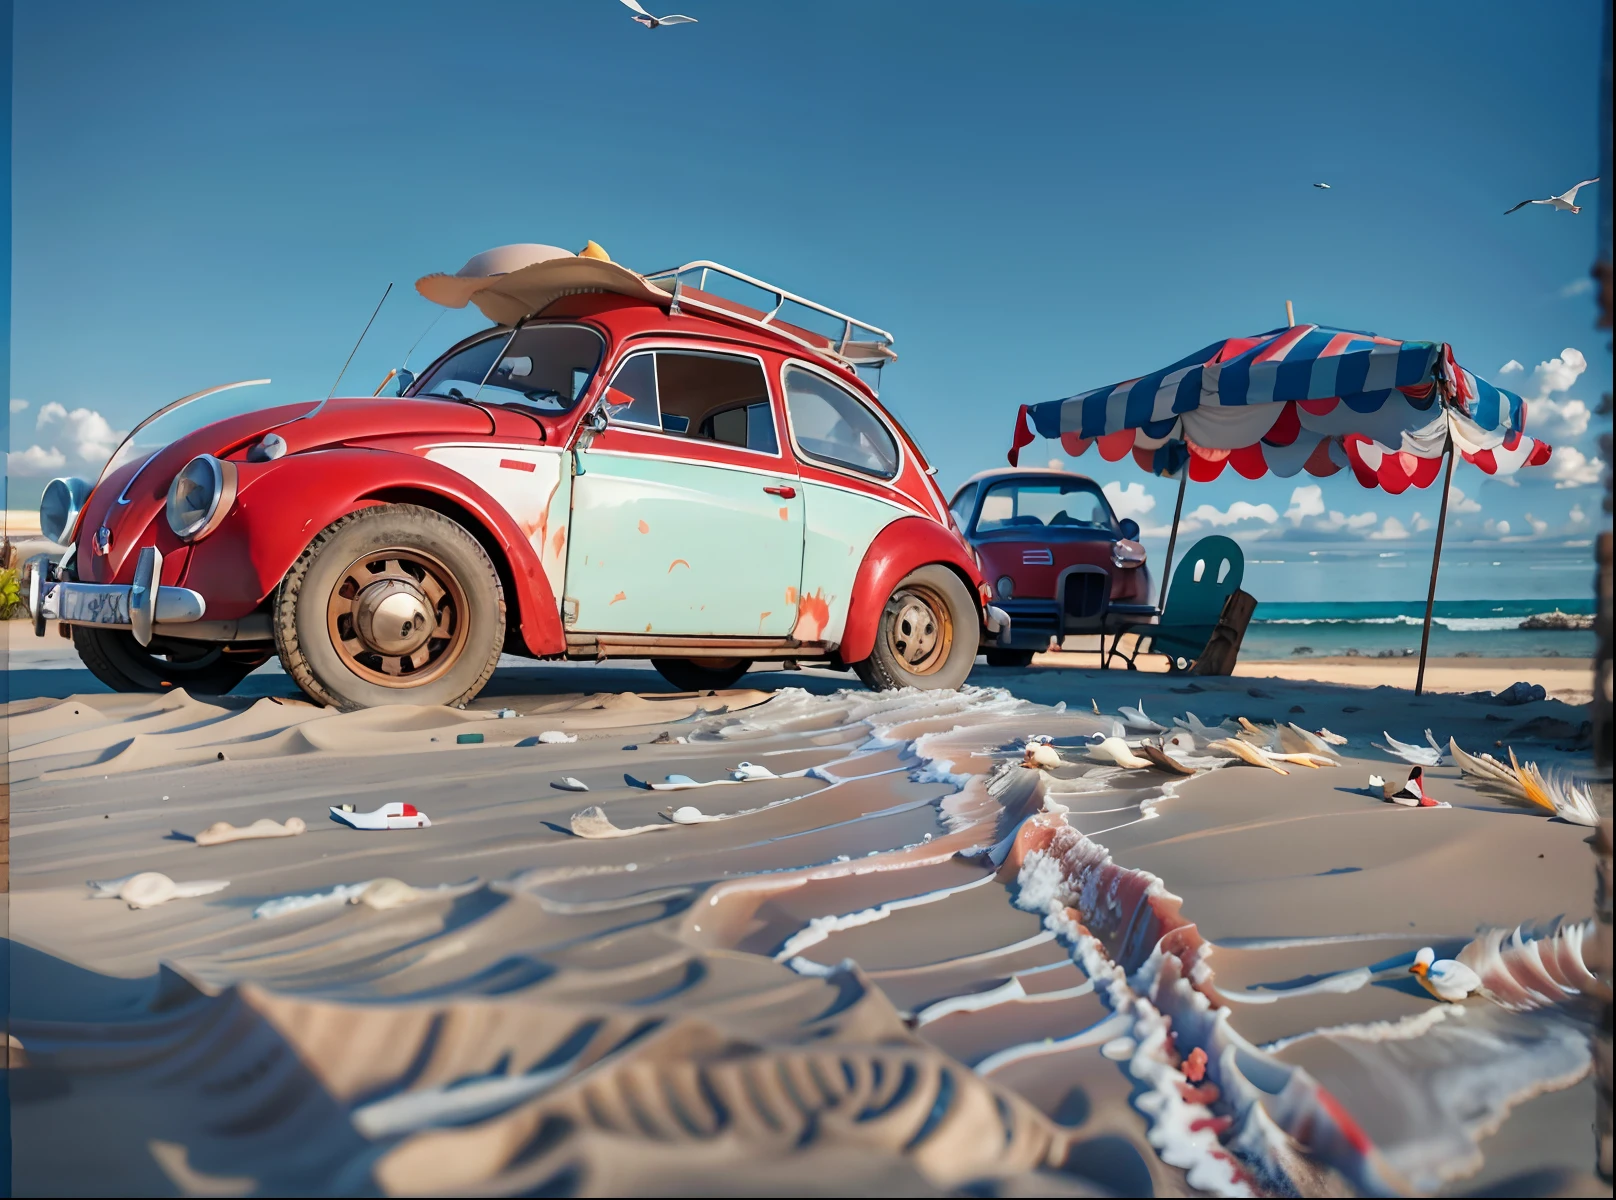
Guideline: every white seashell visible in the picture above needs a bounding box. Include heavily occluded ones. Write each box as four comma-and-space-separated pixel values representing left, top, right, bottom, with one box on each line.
537, 730, 577, 743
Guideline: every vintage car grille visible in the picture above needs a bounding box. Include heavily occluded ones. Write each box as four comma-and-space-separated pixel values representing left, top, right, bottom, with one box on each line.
1021, 548, 1054, 566
1063, 570, 1111, 620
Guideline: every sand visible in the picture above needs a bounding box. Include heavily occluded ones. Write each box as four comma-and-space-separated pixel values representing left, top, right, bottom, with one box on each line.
3, 620, 1609, 1196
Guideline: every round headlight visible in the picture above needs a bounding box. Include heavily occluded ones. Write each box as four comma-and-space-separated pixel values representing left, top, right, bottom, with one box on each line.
166, 455, 237, 540
995, 574, 1015, 600
39, 476, 93, 546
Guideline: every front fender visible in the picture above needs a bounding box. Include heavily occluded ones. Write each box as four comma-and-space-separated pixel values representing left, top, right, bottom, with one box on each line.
838, 516, 986, 664
180, 447, 565, 656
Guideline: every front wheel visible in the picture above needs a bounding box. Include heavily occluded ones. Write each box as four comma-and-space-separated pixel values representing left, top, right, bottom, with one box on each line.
851, 565, 979, 692
651, 658, 752, 692
72, 627, 270, 695
273, 504, 505, 710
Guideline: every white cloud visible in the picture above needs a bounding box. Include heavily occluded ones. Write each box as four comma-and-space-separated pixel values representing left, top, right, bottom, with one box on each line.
1367, 517, 1411, 541
1047, 458, 1065, 471
1570, 503, 1587, 525
1524, 512, 1549, 536
1508, 348, 1592, 442
1484, 518, 1511, 538
1187, 500, 1279, 527
7, 444, 67, 473
1410, 512, 1432, 532
1315, 509, 1379, 533
1103, 481, 1157, 521
1560, 277, 1596, 298
1550, 446, 1605, 489
1527, 348, 1585, 396
9, 398, 27, 415
1448, 486, 1482, 514
1499, 359, 1525, 376
1284, 484, 1325, 524
1528, 396, 1591, 441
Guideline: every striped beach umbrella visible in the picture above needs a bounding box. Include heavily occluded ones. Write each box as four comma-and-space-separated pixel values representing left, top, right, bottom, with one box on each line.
1006, 324, 1555, 691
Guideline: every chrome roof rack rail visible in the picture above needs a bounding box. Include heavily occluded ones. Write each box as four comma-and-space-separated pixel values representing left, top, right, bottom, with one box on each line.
643, 261, 896, 370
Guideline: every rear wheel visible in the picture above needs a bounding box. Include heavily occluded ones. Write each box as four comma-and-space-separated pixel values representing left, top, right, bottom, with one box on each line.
852, 565, 978, 692
651, 658, 752, 692
274, 504, 505, 710
985, 648, 1035, 668
72, 626, 270, 695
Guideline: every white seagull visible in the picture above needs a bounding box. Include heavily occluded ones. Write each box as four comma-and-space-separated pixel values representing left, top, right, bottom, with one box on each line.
619, 0, 697, 28
1505, 177, 1599, 215
1313, 182, 1331, 189
1409, 947, 1482, 1003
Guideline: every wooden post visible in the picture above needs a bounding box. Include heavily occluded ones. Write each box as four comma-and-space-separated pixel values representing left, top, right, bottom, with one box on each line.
1415, 431, 1457, 697
1158, 468, 1189, 611
1285, 300, 1295, 327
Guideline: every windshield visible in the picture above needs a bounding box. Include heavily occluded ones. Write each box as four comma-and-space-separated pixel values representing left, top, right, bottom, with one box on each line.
94, 380, 313, 492
974, 478, 1118, 535
409, 324, 605, 413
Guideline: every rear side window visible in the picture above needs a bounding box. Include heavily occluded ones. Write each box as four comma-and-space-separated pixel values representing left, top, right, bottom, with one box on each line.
699, 402, 779, 454
783, 366, 898, 479
603, 349, 779, 452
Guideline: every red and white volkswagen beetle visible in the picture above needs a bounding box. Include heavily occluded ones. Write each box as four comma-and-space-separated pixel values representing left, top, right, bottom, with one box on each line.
29, 245, 1009, 708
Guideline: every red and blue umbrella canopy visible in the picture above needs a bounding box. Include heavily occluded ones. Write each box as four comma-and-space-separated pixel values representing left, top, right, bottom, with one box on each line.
1007, 324, 1553, 492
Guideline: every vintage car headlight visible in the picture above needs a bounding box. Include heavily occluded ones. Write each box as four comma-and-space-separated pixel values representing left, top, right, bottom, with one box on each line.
166, 454, 238, 540
995, 575, 1015, 599
39, 476, 93, 545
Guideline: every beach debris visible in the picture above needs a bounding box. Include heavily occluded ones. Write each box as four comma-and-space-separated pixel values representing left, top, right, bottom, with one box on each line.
1372, 766, 1444, 807
1457, 920, 1601, 1011
537, 730, 577, 743
1140, 743, 1195, 776
1279, 723, 1341, 759
569, 805, 673, 839
355, 878, 422, 911
89, 872, 229, 909
1208, 738, 1289, 775
1314, 727, 1348, 745
456, 733, 484, 745
1091, 699, 1101, 715
1449, 739, 1600, 825
329, 802, 432, 830
1086, 736, 1153, 769
730, 761, 778, 781
668, 805, 720, 824
1174, 711, 1234, 741
1374, 730, 1444, 766
253, 877, 479, 919
628, 762, 781, 790
650, 731, 687, 745
1023, 738, 1066, 769
1119, 701, 1167, 733
496, 708, 517, 718
1489, 681, 1547, 706
1410, 947, 1482, 1003
193, 817, 306, 846
551, 777, 590, 792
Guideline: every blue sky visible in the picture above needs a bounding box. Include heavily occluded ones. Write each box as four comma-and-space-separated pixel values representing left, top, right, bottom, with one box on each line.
7, 0, 1609, 601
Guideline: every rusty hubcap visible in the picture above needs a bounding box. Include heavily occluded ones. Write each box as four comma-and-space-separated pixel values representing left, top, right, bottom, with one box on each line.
885, 585, 952, 675
327, 550, 468, 687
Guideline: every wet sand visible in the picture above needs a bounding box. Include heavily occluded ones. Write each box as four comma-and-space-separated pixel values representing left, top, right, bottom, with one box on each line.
3, 622, 1608, 1195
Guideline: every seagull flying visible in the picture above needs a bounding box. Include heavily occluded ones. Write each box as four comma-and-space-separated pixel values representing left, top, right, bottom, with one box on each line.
1505, 177, 1599, 215
1313, 182, 1331, 189
619, 0, 697, 28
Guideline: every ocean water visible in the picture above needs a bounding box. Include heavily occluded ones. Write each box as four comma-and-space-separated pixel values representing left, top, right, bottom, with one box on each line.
1241, 598, 1595, 660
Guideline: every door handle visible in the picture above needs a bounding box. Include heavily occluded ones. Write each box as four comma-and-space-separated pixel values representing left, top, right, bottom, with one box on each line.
763, 485, 796, 499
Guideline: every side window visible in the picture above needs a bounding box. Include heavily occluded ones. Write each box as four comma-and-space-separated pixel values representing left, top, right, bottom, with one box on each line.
602, 353, 660, 429
949, 482, 978, 528
783, 366, 898, 478
698, 401, 780, 454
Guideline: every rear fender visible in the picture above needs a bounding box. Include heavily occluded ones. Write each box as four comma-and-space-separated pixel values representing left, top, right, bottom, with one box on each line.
839, 516, 986, 664
180, 447, 564, 656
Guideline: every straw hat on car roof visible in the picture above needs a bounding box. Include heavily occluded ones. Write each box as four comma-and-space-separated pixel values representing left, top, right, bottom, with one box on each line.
415, 241, 671, 326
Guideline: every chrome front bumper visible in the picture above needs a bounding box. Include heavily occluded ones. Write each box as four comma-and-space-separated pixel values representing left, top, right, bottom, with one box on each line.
28, 546, 206, 646
983, 604, 1012, 648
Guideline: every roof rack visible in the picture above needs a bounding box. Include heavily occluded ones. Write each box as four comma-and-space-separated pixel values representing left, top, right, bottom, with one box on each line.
643, 261, 896, 372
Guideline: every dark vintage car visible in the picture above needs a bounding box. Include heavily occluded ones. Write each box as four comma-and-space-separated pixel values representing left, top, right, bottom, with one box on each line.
948, 468, 1153, 666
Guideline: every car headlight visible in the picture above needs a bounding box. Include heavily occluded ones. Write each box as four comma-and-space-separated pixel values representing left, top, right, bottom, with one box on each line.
166, 455, 237, 540
995, 574, 1015, 600
39, 476, 93, 545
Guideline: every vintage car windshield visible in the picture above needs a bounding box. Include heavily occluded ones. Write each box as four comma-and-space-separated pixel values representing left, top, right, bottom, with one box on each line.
409, 324, 605, 413
973, 478, 1119, 536
94, 381, 311, 492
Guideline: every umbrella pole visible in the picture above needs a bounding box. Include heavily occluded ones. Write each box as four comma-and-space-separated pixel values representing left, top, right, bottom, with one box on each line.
1159, 468, 1188, 610
1415, 435, 1457, 697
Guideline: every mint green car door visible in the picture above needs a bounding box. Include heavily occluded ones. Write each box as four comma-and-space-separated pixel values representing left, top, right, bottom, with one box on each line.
564, 349, 804, 637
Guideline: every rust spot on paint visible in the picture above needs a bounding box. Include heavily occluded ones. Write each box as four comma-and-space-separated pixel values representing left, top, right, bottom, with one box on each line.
778, 507, 789, 521
668, 559, 690, 572
551, 527, 565, 559
609, 591, 627, 605
757, 611, 772, 632
784, 586, 797, 606
791, 588, 831, 641
638, 519, 650, 534
645, 623, 653, 633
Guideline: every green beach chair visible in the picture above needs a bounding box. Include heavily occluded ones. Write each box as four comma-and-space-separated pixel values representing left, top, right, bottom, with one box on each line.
1108, 535, 1246, 672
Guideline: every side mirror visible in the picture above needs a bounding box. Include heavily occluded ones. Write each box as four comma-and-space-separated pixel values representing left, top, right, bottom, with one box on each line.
585, 407, 609, 434
1118, 518, 1141, 541
394, 368, 416, 396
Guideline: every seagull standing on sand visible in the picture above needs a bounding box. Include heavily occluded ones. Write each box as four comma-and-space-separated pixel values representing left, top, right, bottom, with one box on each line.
619, 0, 698, 28
1505, 177, 1600, 215
1409, 947, 1482, 1002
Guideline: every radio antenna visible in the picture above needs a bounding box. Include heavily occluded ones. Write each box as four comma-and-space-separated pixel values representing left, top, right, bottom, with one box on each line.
328, 283, 393, 399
